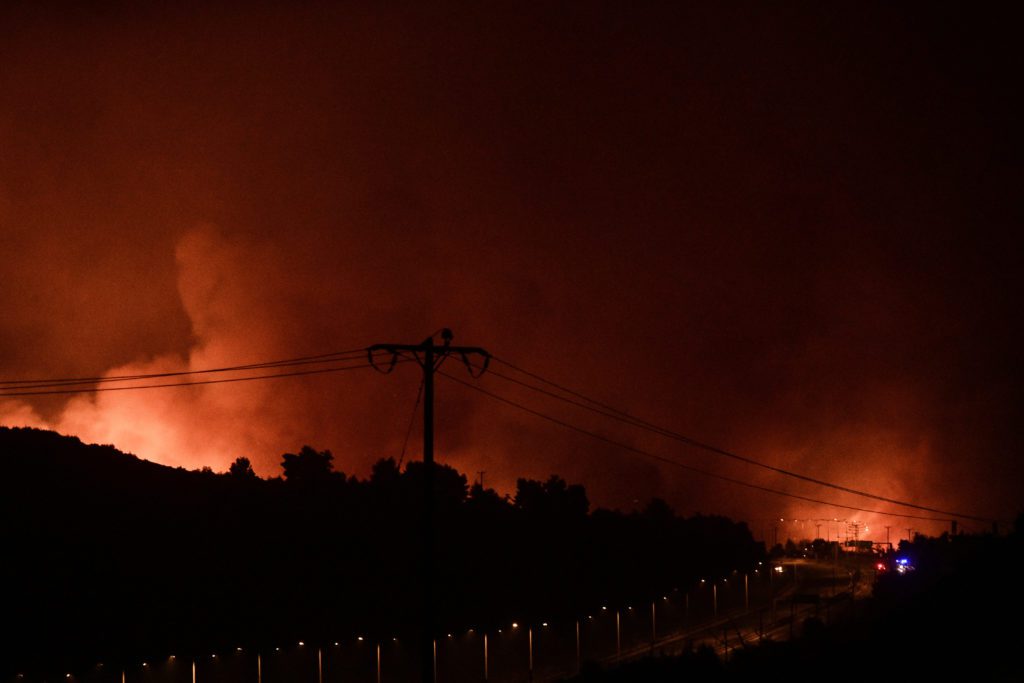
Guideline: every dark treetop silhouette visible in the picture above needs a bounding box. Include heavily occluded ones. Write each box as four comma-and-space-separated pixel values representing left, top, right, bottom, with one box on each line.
0, 426, 762, 676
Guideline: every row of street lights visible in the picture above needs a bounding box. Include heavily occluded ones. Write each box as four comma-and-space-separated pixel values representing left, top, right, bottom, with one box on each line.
32, 567, 783, 683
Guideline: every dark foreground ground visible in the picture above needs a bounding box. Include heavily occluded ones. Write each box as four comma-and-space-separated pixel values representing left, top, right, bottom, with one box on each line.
571, 527, 1024, 682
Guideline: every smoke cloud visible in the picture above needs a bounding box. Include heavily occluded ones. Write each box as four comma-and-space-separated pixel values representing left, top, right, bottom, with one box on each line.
1, 3, 1020, 539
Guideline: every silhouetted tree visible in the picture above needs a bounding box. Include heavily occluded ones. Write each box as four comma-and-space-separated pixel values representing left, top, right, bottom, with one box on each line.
228, 456, 258, 479
403, 460, 468, 509
281, 445, 337, 485
369, 457, 401, 487
642, 497, 675, 521
467, 481, 507, 512
515, 474, 588, 519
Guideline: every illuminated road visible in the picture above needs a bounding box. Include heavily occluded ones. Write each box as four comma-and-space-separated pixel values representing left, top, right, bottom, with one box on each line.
580, 555, 879, 676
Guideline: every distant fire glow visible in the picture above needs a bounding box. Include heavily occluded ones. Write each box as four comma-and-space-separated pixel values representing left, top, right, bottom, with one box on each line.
1, 3, 1019, 541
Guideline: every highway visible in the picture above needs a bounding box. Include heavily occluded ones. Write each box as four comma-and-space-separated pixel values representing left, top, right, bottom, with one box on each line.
585, 554, 879, 674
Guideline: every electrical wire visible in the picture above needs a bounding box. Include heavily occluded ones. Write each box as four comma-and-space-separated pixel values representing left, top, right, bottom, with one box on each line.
483, 355, 997, 523
397, 377, 425, 469
3, 341, 999, 524
438, 369, 972, 524
0, 358, 413, 398
0, 348, 372, 390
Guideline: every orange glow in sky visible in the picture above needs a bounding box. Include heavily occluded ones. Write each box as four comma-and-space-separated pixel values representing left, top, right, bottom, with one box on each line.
1, 3, 1019, 540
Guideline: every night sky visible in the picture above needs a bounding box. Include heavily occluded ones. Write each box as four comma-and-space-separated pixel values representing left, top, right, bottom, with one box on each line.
1, 2, 1020, 540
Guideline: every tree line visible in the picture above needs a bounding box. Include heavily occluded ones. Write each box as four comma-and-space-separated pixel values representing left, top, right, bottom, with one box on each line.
0, 427, 762, 675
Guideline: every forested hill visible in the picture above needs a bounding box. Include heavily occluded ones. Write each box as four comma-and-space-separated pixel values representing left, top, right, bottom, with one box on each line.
0, 426, 763, 674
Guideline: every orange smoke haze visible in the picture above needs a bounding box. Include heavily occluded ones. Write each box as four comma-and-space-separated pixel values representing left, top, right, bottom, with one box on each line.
1, 3, 1021, 541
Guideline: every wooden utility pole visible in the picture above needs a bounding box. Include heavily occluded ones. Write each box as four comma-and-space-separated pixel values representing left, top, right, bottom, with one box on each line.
368, 330, 490, 683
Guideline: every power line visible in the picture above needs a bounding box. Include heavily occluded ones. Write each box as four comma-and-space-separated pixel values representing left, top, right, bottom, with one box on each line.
398, 377, 425, 469
3, 343, 999, 525
0, 358, 411, 398
484, 355, 996, 524
439, 370, 959, 524
0, 348, 370, 390
0, 349, 367, 386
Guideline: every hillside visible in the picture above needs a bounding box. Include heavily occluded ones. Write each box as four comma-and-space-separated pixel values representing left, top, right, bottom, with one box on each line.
0, 427, 763, 676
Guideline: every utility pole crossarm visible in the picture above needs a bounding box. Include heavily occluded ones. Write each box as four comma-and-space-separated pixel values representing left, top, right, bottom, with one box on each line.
368, 342, 490, 355
368, 342, 490, 371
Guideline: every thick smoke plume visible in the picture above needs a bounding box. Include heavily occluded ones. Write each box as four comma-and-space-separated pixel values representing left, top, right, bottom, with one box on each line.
1, 3, 1020, 539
